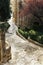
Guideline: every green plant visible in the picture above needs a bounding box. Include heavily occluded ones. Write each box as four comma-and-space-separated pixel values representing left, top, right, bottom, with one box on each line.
29, 30, 37, 35
24, 27, 29, 32
41, 35, 43, 44
24, 32, 28, 39
36, 35, 41, 42
18, 29, 24, 35
18, 29, 28, 39
18, 29, 43, 44
29, 30, 38, 40
0, 0, 11, 31
0, 0, 11, 22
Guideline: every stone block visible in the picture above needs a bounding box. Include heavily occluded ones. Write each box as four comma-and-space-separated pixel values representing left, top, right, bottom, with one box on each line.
0, 28, 11, 63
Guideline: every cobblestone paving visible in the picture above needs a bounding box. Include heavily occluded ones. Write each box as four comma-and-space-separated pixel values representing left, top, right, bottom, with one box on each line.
2, 33, 43, 65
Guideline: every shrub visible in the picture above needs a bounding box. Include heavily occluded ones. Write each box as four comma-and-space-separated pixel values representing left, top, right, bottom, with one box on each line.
18, 29, 43, 44
29, 30, 38, 40
0, 0, 11, 22
24, 32, 28, 39
34, 35, 43, 44
29, 30, 37, 35
0, 0, 11, 32
18, 29, 28, 39
36, 36, 41, 42
18, 29, 24, 35
24, 27, 29, 31
41, 35, 43, 44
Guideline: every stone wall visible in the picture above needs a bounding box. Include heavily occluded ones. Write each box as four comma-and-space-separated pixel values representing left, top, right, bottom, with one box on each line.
0, 28, 11, 63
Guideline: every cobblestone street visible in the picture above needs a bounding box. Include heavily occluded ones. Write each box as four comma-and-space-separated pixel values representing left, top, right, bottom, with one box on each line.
2, 32, 43, 65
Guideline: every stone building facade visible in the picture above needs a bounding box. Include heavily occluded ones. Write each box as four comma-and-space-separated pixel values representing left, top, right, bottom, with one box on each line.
11, 0, 43, 29
0, 27, 11, 63
10, 0, 32, 29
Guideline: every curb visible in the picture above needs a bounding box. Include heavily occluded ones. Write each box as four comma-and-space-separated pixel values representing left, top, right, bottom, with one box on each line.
28, 39, 43, 47
16, 32, 27, 40
16, 32, 43, 47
